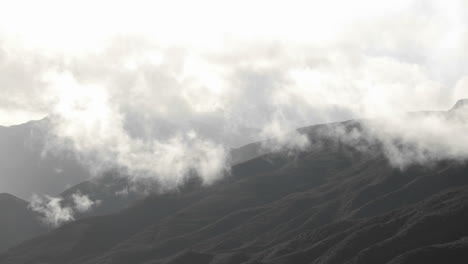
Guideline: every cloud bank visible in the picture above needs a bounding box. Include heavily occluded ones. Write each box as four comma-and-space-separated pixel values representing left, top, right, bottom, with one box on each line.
0, 0, 468, 188
317, 105, 468, 169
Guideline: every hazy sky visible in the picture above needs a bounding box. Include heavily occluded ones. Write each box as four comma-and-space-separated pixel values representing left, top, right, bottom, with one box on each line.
1, 0, 467, 126
1, 0, 468, 189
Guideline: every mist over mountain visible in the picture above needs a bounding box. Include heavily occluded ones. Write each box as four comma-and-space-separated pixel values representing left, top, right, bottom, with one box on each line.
1, 1, 468, 263
0, 118, 267, 229
2, 100, 468, 263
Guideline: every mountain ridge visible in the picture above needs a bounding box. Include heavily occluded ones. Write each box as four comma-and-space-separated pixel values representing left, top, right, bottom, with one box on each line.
2, 99, 468, 263
3, 117, 468, 263
450, 98, 468, 111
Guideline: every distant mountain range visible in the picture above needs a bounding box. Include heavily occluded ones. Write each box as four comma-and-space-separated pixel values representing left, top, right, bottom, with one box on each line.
0, 116, 267, 253
1, 100, 468, 263
0, 117, 265, 200
0, 118, 89, 199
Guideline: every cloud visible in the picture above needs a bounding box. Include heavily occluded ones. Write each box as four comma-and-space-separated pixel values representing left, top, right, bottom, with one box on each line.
367, 109, 468, 168
0, 0, 468, 188
260, 113, 310, 152
312, 106, 468, 169
29, 192, 99, 227
72, 192, 100, 213
29, 194, 74, 227
41, 71, 229, 187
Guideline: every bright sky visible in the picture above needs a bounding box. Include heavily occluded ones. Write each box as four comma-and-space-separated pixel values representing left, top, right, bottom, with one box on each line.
0, 0, 467, 126
0, 0, 411, 52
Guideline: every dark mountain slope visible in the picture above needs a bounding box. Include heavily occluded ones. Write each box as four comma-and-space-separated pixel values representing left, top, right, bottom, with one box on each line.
59, 136, 270, 220
388, 236, 468, 264
230, 142, 265, 165
58, 171, 144, 219
3, 125, 468, 264
0, 117, 272, 254
260, 186, 468, 264
0, 138, 355, 264
0, 193, 46, 252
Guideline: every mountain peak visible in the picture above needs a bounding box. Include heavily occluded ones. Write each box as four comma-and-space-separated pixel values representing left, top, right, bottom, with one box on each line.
0, 193, 28, 209
0, 193, 25, 202
451, 99, 468, 111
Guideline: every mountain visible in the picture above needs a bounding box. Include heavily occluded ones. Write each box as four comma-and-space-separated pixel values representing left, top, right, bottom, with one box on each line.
0, 193, 46, 253
58, 171, 145, 219
2, 100, 468, 264
0, 172, 146, 254
0, 118, 89, 199
230, 142, 265, 165
0, 117, 264, 200
43, 140, 269, 221
0, 115, 268, 254
450, 98, 468, 111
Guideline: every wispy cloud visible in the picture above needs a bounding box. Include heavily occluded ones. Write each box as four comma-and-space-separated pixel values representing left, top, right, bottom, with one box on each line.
29, 192, 99, 227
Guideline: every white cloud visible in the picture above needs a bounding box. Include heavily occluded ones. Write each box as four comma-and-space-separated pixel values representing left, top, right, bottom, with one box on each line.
29, 192, 99, 227
1, 0, 468, 188
72, 192, 100, 213
29, 194, 74, 227
260, 114, 310, 152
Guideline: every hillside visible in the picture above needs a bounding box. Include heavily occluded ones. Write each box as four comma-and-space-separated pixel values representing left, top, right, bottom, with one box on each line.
0, 193, 46, 252
0, 118, 89, 199
2, 101, 468, 263
3, 117, 468, 263
0, 117, 264, 200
